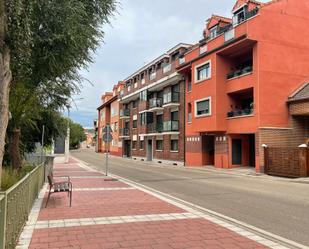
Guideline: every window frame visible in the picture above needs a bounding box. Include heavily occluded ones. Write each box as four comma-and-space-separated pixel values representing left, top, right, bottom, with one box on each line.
170, 139, 179, 152
194, 60, 211, 83
156, 139, 163, 151
194, 97, 212, 118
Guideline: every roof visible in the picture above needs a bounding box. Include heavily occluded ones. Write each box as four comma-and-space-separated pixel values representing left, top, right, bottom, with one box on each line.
123, 43, 192, 82
288, 82, 309, 102
232, 0, 264, 12
97, 95, 118, 111
207, 15, 232, 24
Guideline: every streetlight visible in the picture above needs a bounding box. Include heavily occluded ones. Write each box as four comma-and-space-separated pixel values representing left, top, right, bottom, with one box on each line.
64, 97, 84, 164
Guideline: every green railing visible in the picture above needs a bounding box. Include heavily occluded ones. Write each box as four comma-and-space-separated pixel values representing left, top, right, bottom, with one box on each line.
0, 164, 45, 249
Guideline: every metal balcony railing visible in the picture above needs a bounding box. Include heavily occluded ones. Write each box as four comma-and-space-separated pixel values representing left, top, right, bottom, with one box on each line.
227, 108, 253, 118
120, 109, 130, 117
149, 98, 163, 109
147, 123, 163, 133
227, 65, 253, 80
163, 92, 179, 105
163, 121, 179, 132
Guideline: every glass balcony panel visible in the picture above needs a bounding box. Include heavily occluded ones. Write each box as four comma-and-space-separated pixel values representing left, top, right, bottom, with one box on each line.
163, 64, 172, 73
163, 92, 179, 104
120, 109, 130, 117
163, 121, 179, 132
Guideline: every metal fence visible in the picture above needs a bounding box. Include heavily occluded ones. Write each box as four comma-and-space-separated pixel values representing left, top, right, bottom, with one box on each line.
0, 163, 45, 249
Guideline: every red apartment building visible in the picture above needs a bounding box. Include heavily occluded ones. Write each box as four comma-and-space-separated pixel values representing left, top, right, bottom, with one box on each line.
119, 43, 192, 166
97, 82, 125, 156
178, 0, 309, 172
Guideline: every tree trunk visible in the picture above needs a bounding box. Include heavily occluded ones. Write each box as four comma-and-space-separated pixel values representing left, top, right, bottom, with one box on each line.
10, 129, 21, 169
0, 0, 12, 187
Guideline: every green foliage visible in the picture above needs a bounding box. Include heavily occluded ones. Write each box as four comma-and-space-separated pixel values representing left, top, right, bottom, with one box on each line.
4, 0, 117, 167
70, 121, 87, 149
0, 165, 34, 190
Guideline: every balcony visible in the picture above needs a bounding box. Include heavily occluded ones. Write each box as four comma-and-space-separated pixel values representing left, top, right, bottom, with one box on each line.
162, 92, 180, 107
149, 72, 156, 81
147, 123, 163, 134
179, 57, 185, 65
119, 109, 130, 119
227, 65, 253, 80
163, 64, 172, 74
227, 108, 253, 118
119, 128, 130, 138
163, 121, 179, 132
148, 98, 163, 112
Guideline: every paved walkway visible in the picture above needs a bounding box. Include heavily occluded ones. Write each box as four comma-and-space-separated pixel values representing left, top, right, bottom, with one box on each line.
16, 158, 287, 249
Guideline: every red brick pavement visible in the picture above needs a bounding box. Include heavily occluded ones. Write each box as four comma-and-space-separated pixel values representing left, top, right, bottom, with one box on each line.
70, 178, 130, 188
38, 189, 184, 220
29, 219, 269, 249
26, 158, 271, 249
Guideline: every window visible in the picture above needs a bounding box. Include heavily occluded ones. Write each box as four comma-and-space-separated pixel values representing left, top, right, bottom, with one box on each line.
133, 120, 137, 128
171, 111, 179, 121
187, 81, 192, 92
233, 7, 246, 26
140, 112, 153, 125
132, 141, 137, 150
170, 140, 178, 152
209, 26, 218, 39
140, 140, 144, 150
196, 62, 211, 82
195, 97, 211, 117
156, 140, 163, 151
132, 100, 138, 108
140, 90, 147, 101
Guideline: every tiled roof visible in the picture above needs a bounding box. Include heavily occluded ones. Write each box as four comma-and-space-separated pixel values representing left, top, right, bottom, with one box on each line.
288, 82, 309, 102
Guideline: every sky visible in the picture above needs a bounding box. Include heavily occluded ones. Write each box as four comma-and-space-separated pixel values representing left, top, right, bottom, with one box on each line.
70, 0, 268, 128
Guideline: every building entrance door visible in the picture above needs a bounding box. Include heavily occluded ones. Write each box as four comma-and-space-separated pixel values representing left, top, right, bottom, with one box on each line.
249, 134, 256, 167
232, 139, 242, 165
147, 139, 153, 161
124, 140, 131, 157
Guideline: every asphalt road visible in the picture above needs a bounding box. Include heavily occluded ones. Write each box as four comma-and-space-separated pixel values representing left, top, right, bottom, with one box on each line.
72, 149, 309, 246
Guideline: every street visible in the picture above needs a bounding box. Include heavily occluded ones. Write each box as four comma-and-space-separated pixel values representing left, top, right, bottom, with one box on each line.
72, 149, 309, 247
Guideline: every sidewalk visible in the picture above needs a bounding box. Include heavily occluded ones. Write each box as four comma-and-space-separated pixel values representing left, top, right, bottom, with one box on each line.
16, 157, 287, 249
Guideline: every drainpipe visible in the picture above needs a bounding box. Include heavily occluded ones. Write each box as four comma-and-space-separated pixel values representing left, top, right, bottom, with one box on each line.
183, 76, 186, 167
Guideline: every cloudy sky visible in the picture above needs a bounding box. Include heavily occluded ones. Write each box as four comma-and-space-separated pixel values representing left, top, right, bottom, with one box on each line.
70, 0, 266, 128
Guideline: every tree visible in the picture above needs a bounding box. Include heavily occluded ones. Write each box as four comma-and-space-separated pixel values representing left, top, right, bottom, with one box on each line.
0, 0, 116, 177
69, 121, 87, 149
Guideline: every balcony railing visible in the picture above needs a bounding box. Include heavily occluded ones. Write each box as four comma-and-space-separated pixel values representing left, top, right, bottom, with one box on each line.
120, 108, 130, 117
163, 121, 179, 132
149, 98, 163, 109
227, 108, 253, 118
163, 92, 179, 105
147, 123, 163, 133
163, 64, 172, 73
120, 128, 130, 136
227, 65, 253, 80
150, 72, 156, 80
179, 57, 185, 64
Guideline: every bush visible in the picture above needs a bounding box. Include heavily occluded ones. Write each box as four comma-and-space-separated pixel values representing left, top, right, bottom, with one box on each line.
1, 165, 35, 191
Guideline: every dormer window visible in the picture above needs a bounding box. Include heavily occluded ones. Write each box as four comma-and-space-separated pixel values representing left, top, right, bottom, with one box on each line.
209, 26, 218, 40
233, 6, 246, 26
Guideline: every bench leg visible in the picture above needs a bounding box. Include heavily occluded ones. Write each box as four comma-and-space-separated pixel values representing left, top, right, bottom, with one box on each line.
45, 190, 51, 208
69, 190, 72, 207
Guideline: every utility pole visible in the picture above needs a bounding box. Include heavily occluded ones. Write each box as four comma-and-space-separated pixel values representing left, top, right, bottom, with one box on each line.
41, 125, 45, 164
65, 108, 70, 163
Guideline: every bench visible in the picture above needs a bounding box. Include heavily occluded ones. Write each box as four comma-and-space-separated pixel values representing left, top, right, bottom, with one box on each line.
45, 172, 73, 208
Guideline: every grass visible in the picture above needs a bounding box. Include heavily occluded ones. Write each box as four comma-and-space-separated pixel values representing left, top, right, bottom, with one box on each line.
1, 165, 35, 191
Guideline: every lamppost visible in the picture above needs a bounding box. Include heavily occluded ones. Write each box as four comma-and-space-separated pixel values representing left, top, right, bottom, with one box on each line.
64, 98, 84, 164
